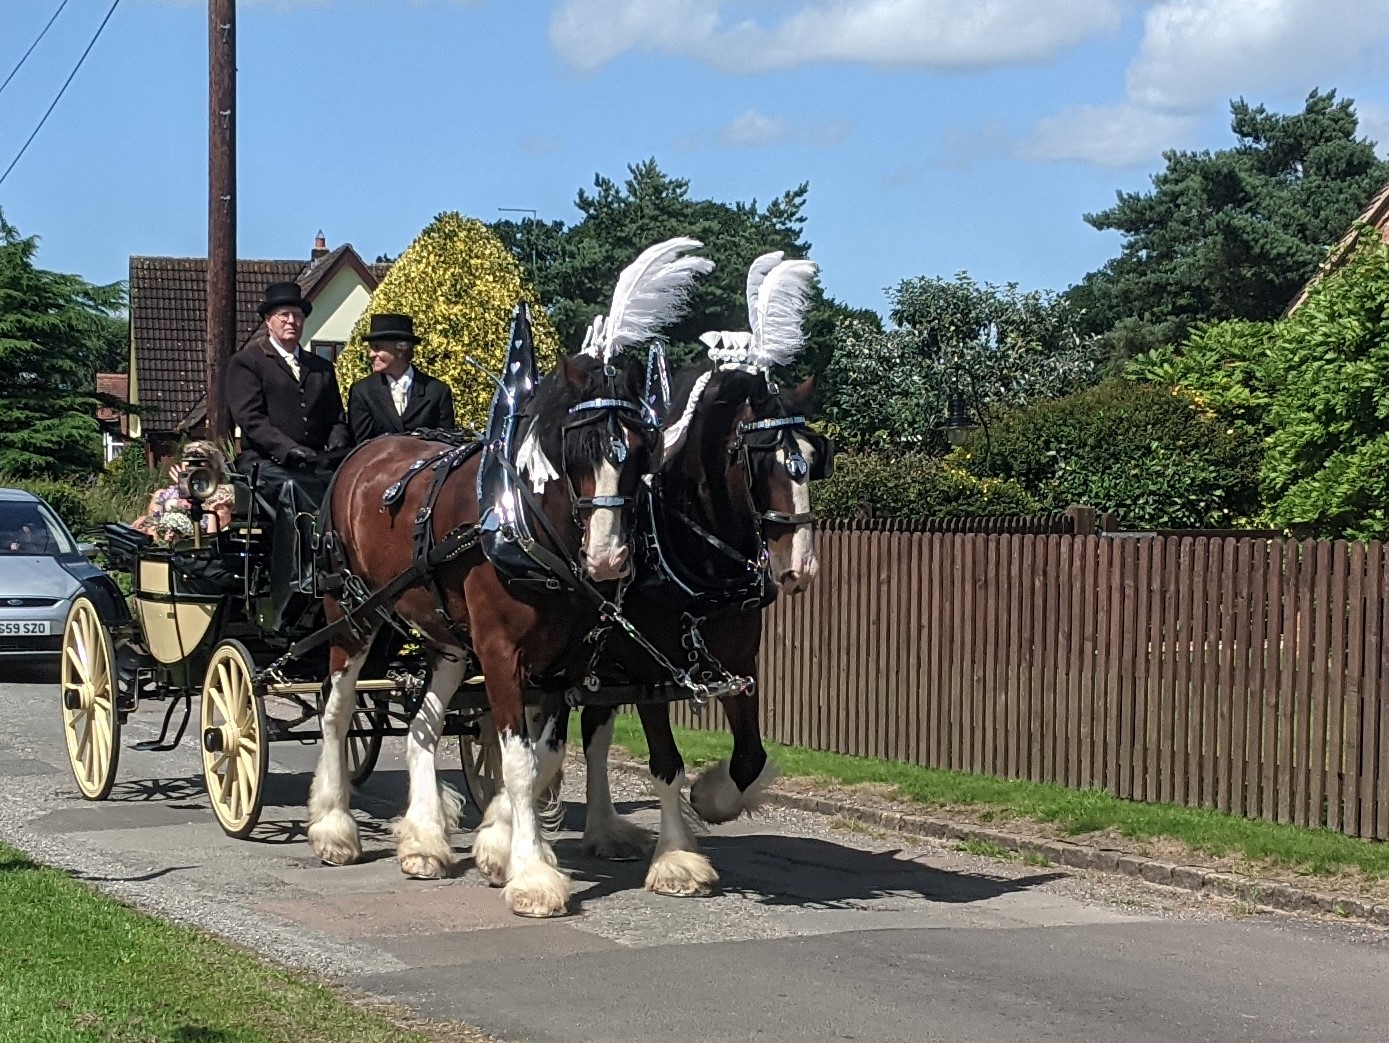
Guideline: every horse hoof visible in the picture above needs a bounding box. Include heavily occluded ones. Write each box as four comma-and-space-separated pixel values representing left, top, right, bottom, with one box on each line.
581, 837, 648, 862
308, 812, 362, 867
504, 862, 571, 918
581, 817, 653, 861
400, 854, 448, 880
645, 850, 718, 898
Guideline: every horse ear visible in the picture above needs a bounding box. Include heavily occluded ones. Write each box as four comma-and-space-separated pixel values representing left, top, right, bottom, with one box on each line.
788, 374, 816, 410
559, 354, 586, 390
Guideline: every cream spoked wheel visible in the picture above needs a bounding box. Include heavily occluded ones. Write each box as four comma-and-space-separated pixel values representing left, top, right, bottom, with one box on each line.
346, 693, 386, 786
200, 640, 269, 838
459, 712, 502, 814
60, 595, 121, 800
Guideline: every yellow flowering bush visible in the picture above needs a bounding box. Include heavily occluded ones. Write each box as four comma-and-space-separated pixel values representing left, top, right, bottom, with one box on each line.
337, 212, 561, 431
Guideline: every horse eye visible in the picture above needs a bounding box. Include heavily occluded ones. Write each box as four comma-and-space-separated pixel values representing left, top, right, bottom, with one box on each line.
608, 438, 628, 465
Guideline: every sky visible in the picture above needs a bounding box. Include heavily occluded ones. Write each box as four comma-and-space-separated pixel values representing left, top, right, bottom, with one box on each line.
3, 0, 1389, 320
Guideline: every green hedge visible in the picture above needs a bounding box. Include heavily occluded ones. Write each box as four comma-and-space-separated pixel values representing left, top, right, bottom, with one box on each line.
815, 452, 1040, 521
963, 379, 1263, 529
1, 444, 162, 536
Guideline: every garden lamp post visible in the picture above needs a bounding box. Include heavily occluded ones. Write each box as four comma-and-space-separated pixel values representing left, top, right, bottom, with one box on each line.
942, 389, 978, 447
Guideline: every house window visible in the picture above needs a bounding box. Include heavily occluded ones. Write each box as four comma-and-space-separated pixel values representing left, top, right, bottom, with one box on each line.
311, 340, 344, 362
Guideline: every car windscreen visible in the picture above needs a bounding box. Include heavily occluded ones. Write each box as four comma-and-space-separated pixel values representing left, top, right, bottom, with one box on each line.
0, 501, 77, 556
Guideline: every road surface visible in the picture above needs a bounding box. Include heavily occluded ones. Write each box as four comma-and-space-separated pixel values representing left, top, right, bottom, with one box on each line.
2, 666, 1386, 1043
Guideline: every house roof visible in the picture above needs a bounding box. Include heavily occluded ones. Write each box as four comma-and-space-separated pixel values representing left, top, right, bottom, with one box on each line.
95, 372, 129, 432
1284, 177, 1389, 315
130, 246, 384, 432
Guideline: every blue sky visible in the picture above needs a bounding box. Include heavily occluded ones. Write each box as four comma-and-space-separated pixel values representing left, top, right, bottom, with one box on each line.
3, 0, 1389, 319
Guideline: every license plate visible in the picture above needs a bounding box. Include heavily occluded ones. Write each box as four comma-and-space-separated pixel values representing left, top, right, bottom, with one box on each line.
0, 621, 49, 636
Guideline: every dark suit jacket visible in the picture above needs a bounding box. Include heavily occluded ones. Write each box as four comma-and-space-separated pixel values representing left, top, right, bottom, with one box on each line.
226, 333, 349, 464
347, 368, 456, 444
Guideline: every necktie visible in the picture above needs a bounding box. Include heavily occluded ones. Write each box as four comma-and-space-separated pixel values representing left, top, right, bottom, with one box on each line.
284, 351, 301, 381
392, 381, 407, 415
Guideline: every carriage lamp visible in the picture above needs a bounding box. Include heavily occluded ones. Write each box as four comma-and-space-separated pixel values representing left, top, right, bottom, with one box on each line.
942, 391, 978, 447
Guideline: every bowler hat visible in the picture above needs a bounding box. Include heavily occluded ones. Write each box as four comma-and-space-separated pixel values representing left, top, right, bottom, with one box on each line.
363, 313, 421, 345
257, 281, 313, 318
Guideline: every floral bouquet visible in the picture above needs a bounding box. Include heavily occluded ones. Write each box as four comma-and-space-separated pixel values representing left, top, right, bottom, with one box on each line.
151, 508, 196, 545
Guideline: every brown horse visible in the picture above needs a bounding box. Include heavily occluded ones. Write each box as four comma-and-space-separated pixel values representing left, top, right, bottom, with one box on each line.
305, 351, 659, 917
573, 363, 831, 895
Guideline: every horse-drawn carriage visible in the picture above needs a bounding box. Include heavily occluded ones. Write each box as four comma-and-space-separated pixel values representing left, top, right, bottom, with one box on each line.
58, 239, 830, 918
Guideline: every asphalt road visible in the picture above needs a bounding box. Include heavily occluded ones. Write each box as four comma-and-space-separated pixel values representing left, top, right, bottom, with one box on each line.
3, 665, 1387, 1043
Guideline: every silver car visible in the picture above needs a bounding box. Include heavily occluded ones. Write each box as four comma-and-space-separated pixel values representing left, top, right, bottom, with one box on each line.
0, 488, 123, 660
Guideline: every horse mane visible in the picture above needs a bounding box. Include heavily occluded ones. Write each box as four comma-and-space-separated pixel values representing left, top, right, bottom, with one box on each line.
523, 353, 645, 472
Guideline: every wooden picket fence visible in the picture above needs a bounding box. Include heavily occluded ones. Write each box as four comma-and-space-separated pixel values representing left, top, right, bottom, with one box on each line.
673, 528, 1389, 841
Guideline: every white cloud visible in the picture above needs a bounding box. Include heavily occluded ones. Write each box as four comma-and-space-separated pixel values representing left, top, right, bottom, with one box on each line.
1126, 0, 1389, 113
549, 0, 1122, 74
1017, 102, 1199, 168
718, 109, 789, 147
1020, 0, 1389, 169
709, 109, 852, 148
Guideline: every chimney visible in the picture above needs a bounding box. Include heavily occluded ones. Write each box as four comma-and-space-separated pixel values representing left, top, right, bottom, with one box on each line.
311, 230, 328, 260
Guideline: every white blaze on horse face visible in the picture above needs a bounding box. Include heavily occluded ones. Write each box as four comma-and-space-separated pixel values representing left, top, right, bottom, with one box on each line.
581, 457, 630, 581
770, 435, 819, 594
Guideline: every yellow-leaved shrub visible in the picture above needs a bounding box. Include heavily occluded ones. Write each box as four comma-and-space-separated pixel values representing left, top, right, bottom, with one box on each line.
336, 212, 561, 431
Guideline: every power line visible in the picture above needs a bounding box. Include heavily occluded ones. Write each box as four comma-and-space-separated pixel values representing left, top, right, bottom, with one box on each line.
0, 0, 122, 190
0, 0, 71, 98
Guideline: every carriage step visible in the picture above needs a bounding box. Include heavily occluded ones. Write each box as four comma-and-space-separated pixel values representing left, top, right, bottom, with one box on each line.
131, 739, 181, 753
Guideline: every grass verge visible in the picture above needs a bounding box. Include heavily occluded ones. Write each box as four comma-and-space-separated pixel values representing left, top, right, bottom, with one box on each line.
0, 843, 481, 1043
598, 713, 1389, 882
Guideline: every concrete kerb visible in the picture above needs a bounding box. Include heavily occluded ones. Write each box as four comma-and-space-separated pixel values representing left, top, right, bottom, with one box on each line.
603, 756, 1389, 929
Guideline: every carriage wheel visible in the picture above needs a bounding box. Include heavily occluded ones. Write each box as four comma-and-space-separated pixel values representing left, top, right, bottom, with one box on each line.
200, 640, 269, 838
59, 595, 121, 800
459, 713, 502, 814
346, 694, 386, 787
459, 713, 564, 832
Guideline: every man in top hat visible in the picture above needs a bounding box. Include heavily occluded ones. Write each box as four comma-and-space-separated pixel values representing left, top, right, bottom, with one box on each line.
226, 281, 349, 470
347, 313, 455, 443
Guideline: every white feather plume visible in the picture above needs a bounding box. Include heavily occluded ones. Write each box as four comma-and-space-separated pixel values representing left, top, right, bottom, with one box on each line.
579, 315, 606, 357
750, 259, 817, 370
595, 237, 714, 361
745, 250, 785, 331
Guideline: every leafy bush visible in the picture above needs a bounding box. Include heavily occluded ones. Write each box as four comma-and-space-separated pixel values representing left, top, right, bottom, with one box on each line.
0, 474, 93, 532
1127, 318, 1276, 434
965, 380, 1264, 529
815, 452, 1039, 521
821, 273, 1100, 453
1259, 232, 1389, 538
0, 443, 162, 537
336, 213, 561, 432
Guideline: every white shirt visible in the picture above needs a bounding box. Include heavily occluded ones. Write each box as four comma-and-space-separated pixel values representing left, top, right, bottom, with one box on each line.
388, 366, 415, 414
269, 335, 303, 379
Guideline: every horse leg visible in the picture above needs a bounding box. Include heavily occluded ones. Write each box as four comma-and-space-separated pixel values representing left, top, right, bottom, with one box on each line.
691, 673, 777, 824
307, 636, 372, 865
639, 703, 718, 897
579, 706, 652, 860
476, 646, 569, 917
394, 649, 467, 879
529, 700, 570, 837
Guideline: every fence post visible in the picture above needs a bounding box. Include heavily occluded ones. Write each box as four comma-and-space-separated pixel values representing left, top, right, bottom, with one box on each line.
1066, 505, 1098, 536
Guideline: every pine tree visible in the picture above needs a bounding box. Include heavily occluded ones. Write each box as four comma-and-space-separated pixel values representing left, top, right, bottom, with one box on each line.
0, 209, 122, 477
336, 213, 562, 431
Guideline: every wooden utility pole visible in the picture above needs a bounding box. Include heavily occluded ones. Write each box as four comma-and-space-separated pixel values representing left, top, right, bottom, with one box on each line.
206, 0, 236, 443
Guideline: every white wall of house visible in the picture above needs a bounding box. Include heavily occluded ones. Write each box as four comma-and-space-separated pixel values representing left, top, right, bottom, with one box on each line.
304, 268, 373, 357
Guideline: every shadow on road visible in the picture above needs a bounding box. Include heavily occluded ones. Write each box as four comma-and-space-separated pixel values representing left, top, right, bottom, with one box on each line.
5, 661, 58, 685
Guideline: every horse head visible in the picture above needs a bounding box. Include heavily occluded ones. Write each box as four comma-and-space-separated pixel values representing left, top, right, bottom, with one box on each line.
522, 352, 659, 582
662, 365, 833, 596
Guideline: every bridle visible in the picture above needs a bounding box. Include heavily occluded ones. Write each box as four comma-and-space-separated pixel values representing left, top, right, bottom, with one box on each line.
731, 412, 822, 529
561, 372, 661, 524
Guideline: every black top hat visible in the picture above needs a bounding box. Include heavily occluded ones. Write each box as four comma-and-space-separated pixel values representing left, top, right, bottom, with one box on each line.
257, 281, 313, 318
362, 313, 421, 345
